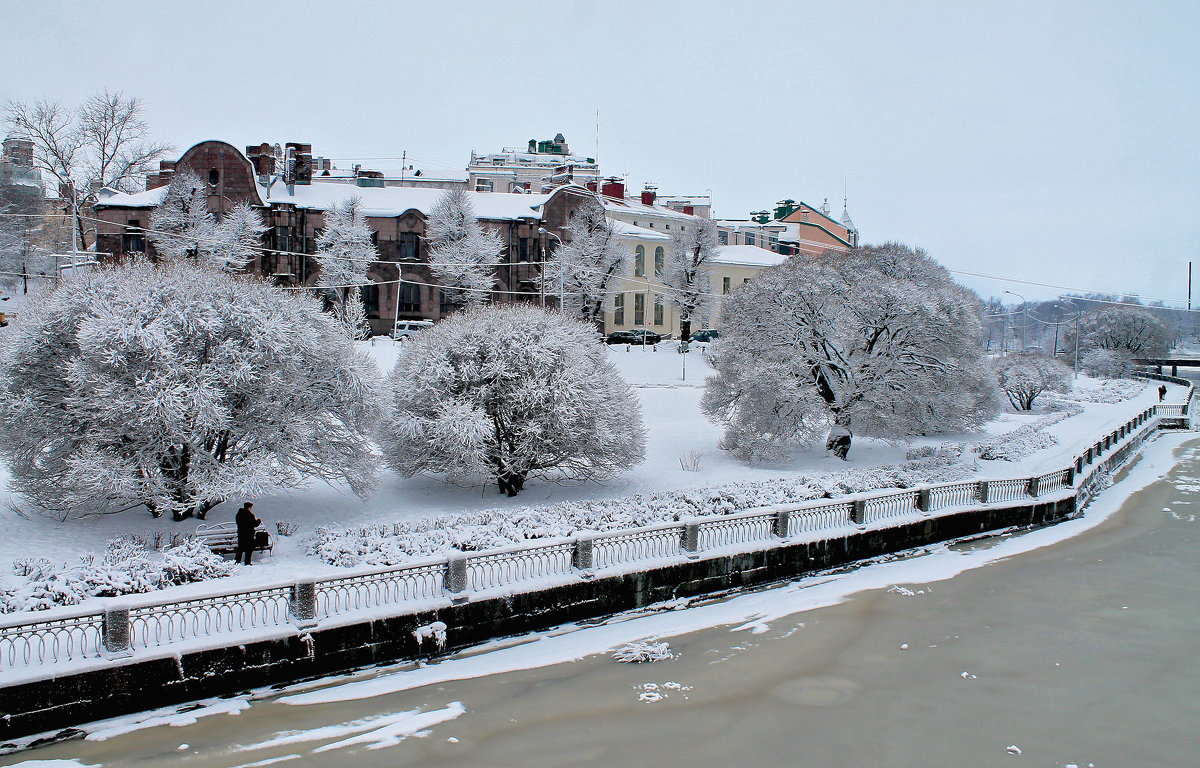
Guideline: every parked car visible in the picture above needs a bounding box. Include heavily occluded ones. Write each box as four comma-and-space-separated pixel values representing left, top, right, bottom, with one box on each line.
690, 328, 719, 342
606, 328, 663, 345
391, 320, 434, 339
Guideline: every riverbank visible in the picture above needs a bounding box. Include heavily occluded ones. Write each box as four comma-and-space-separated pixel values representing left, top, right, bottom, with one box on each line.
3, 431, 1194, 767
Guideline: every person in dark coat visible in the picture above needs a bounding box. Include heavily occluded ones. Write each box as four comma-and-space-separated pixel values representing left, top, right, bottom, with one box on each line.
235, 502, 261, 565
1159, 384, 1168, 402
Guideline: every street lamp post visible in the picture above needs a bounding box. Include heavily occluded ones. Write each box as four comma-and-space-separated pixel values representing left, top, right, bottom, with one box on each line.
538, 228, 564, 311
1058, 298, 1081, 380
1005, 290, 1028, 352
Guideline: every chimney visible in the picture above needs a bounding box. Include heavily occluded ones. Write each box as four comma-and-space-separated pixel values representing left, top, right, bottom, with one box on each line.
601, 178, 625, 199
287, 143, 313, 184
585, 179, 598, 192
641, 185, 657, 206
146, 159, 177, 190
246, 143, 276, 177
683, 205, 694, 215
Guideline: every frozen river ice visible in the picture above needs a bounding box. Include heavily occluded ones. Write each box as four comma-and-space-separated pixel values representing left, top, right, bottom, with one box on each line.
5, 433, 1199, 768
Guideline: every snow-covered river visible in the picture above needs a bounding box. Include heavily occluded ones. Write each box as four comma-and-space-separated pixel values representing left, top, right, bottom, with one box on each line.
6, 433, 1199, 768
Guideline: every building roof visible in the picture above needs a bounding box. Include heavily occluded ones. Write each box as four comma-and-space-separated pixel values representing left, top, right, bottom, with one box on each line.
602, 195, 697, 222
609, 219, 672, 241
97, 179, 551, 221
712, 244, 790, 268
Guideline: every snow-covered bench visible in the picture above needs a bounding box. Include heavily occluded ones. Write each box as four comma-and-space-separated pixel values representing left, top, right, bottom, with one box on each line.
194, 522, 273, 558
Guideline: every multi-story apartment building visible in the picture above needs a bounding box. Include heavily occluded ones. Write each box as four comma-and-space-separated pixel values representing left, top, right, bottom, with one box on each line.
715, 198, 858, 256
467, 133, 600, 194
93, 140, 590, 336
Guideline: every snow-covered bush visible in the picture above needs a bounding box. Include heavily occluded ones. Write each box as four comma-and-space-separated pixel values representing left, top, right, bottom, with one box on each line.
1079, 348, 1133, 379
276, 521, 300, 537
703, 242, 999, 461
381, 304, 646, 496
993, 353, 1072, 410
1067, 305, 1172, 358
970, 409, 1078, 462
0, 259, 386, 520
160, 538, 236, 585
308, 454, 978, 567
0, 537, 235, 613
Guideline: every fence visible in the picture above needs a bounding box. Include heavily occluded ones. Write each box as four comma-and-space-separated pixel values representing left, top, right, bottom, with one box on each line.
0, 393, 1192, 676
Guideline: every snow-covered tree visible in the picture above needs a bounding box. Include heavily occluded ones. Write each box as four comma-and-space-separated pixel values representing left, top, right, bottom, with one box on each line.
663, 217, 718, 341
382, 304, 645, 496
425, 188, 501, 310
1079, 347, 1132, 378
0, 197, 55, 293
1067, 305, 1171, 358
314, 196, 377, 335
148, 170, 215, 262
211, 202, 267, 271
0, 259, 386, 521
702, 242, 999, 462
541, 207, 627, 325
5, 90, 171, 249
147, 173, 267, 272
993, 353, 1072, 410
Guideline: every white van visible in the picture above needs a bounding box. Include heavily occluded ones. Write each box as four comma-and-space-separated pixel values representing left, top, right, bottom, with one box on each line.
391, 320, 434, 340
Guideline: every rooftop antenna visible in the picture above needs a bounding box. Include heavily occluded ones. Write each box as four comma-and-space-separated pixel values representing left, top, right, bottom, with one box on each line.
595, 107, 600, 168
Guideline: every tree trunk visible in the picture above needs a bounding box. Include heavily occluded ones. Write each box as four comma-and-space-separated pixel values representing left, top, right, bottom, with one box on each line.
495, 468, 526, 497
825, 422, 852, 460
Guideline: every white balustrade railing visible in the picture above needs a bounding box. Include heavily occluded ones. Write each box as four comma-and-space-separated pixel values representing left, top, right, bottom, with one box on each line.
0, 386, 1190, 672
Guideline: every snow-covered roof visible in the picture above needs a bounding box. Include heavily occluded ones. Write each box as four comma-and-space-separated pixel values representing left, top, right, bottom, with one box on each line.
262, 179, 549, 220
712, 244, 790, 268
602, 196, 697, 221
97, 179, 550, 221
609, 219, 671, 242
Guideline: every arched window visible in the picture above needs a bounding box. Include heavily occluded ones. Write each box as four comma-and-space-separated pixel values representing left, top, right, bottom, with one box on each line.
635, 245, 645, 277
208, 168, 219, 186
654, 246, 664, 276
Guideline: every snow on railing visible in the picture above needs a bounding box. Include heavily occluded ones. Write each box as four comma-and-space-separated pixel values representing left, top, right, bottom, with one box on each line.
0, 610, 102, 669
591, 523, 685, 570
1, 390, 1192, 673
315, 560, 446, 620
129, 586, 291, 651
465, 540, 575, 592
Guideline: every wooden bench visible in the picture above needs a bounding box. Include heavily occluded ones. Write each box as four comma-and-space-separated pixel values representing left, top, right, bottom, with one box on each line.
194, 522, 273, 558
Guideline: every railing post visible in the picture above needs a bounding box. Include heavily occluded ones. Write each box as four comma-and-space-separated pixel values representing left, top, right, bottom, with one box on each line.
1065, 466, 1075, 487
289, 580, 317, 628
1085, 447, 1093, 465
446, 553, 469, 603
851, 499, 867, 526
1075, 455, 1084, 474
573, 534, 595, 579
977, 481, 990, 504
101, 602, 132, 659
1027, 476, 1040, 499
773, 508, 791, 539
682, 519, 701, 559
917, 488, 932, 514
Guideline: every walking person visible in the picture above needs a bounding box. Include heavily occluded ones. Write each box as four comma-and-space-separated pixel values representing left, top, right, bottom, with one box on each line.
1159, 384, 1168, 402
235, 502, 261, 566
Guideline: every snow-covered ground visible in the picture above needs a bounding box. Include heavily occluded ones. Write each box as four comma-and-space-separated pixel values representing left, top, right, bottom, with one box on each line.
0, 339, 1184, 609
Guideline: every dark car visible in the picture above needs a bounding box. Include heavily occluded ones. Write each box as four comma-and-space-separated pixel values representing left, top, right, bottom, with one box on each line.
690, 328, 719, 342
606, 329, 663, 345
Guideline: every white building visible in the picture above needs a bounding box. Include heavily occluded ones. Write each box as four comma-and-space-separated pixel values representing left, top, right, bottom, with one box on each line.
467, 134, 600, 194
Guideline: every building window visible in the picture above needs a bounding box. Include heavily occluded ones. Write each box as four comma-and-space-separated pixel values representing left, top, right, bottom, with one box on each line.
653, 295, 664, 326
399, 281, 421, 313
208, 168, 219, 186
634, 245, 645, 277
475, 179, 494, 192
634, 293, 646, 325
614, 293, 625, 325
723, 276, 731, 294
718, 231, 728, 245
745, 232, 755, 246
654, 246, 664, 275
360, 283, 379, 316
439, 289, 452, 315
122, 219, 146, 254
398, 232, 419, 262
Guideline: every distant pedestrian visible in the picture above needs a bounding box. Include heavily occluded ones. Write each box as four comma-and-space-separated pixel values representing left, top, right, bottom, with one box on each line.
1159, 385, 1167, 402
235, 502, 261, 565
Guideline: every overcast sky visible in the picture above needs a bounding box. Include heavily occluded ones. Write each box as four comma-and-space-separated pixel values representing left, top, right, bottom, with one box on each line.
3, 0, 1197, 304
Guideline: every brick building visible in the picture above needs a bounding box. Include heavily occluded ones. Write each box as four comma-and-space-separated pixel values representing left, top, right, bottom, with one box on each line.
94, 140, 589, 335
